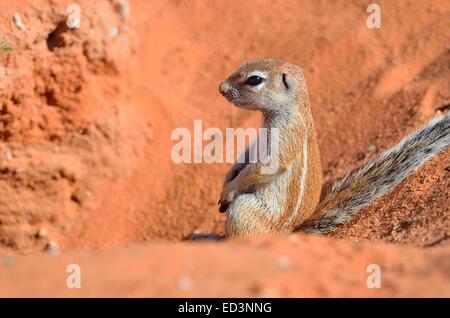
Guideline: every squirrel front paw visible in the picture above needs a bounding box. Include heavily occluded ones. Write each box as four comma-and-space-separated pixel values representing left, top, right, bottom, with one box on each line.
218, 201, 229, 213
218, 188, 237, 213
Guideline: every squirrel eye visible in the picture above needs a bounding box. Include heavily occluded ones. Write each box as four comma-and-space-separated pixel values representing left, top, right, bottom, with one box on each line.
244, 75, 264, 86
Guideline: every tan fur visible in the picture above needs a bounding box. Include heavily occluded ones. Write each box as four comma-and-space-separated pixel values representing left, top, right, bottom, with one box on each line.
218, 59, 322, 236
219, 59, 450, 237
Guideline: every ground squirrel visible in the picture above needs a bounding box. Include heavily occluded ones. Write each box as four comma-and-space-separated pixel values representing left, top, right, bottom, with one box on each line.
218, 59, 450, 237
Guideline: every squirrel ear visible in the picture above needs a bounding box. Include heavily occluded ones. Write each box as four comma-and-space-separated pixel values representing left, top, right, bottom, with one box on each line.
282, 73, 290, 90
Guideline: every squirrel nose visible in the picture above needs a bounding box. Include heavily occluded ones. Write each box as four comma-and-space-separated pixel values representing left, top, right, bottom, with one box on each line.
219, 81, 232, 96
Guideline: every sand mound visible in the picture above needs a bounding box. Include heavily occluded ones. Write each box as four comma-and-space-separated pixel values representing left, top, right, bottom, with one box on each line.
0, 0, 448, 296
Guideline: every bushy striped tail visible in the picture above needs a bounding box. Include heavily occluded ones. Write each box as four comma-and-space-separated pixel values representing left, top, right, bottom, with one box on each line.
297, 113, 450, 234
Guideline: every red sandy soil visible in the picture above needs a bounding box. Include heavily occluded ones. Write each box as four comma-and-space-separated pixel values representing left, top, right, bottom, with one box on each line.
1, 235, 449, 297
0, 0, 449, 297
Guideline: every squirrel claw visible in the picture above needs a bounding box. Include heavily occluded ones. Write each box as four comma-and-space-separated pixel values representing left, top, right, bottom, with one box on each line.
219, 201, 229, 213
218, 186, 236, 213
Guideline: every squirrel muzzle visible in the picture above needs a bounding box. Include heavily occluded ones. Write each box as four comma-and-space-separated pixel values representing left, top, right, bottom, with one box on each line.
219, 81, 240, 101
219, 81, 231, 95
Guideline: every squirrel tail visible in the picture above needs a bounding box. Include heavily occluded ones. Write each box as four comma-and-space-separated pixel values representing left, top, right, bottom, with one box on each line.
296, 113, 450, 234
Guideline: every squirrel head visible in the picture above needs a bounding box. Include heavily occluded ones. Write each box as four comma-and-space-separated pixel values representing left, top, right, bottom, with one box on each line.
219, 59, 308, 113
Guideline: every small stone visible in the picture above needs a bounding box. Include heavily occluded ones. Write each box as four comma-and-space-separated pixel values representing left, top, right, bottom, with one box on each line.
113, 0, 130, 18
5, 151, 12, 161
190, 232, 223, 241
71, 188, 92, 206
36, 227, 48, 239
13, 13, 25, 31
367, 144, 377, 153
45, 241, 60, 255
